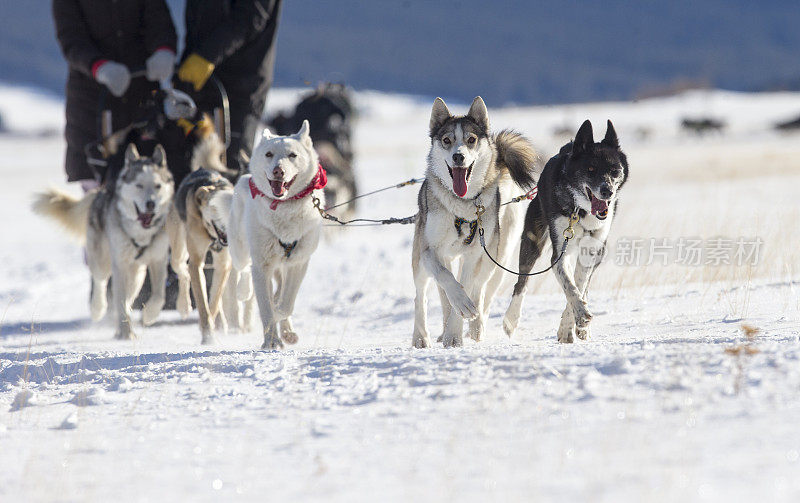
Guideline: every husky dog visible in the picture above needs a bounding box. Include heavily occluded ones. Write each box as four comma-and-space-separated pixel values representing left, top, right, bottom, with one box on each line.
503, 120, 628, 343
412, 97, 540, 348
167, 168, 236, 344
229, 120, 326, 349
33, 145, 174, 339
269, 83, 357, 219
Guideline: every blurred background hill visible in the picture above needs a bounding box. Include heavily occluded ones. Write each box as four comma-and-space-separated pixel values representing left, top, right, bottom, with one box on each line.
2, 0, 799, 105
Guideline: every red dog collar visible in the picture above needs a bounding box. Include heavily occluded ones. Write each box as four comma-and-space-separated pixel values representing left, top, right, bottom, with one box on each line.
249, 164, 327, 210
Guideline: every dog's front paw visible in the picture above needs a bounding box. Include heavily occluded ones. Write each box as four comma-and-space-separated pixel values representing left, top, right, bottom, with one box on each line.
412, 332, 430, 349
115, 322, 137, 341
236, 272, 253, 301
468, 318, 484, 342
261, 330, 284, 350
576, 325, 591, 341
141, 298, 164, 327
557, 325, 575, 344
447, 287, 478, 320
442, 331, 463, 348
502, 313, 518, 337
280, 330, 298, 345
573, 301, 593, 328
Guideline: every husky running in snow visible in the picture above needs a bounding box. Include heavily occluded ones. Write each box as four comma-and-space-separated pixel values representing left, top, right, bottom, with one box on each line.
228, 120, 326, 350
503, 120, 628, 343
167, 168, 241, 344
411, 97, 541, 348
33, 144, 175, 340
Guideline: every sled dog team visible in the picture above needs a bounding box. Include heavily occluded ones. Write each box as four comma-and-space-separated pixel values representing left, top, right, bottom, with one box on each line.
34, 96, 628, 349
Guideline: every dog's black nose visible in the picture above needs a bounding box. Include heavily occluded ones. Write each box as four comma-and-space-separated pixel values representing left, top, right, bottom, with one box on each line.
599, 184, 613, 199
273, 166, 284, 179
145, 200, 155, 211
452, 153, 465, 165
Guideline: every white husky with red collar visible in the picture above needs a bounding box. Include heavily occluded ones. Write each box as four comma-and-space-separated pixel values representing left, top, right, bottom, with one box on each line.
228, 120, 325, 350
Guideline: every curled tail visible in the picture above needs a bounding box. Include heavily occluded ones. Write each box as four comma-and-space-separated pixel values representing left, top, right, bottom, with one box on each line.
494, 129, 543, 189
32, 188, 96, 242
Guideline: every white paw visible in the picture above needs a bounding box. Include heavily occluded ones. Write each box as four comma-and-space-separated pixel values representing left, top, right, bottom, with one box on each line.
468, 318, 484, 342
280, 330, 299, 345
576, 325, 591, 341
91, 300, 107, 322
114, 324, 136, 341
557, 325, 575, 344
447, 286, 478, 320
141, 298, 164, 327
502, 313, 518, 337
573, 301, 593, 328
412, 332, 430, 349
442, 331, 463, 348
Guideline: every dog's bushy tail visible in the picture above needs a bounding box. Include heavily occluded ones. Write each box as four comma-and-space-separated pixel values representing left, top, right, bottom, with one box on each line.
32, 188, 96, 242
494, 129, 541, 189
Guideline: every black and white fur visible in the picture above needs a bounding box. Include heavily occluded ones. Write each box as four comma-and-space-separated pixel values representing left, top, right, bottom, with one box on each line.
228, 120, 323, 350
33, 144, 175, 340
412, 96, 540, 348
503, 120, 628, 343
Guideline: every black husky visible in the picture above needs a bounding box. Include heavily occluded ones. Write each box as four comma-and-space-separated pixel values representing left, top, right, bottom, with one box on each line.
503, 120, 628, 343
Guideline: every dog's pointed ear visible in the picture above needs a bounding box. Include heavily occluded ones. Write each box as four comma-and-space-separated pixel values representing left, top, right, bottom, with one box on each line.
125, 143, 140, 164
602, 120, 619, 148
467, 96, 489, 130
296, 119, 311, 140
151, 144, 167, 168
429, 97, 451, 135
572, 120, 594, 155
195, 185, 213, 206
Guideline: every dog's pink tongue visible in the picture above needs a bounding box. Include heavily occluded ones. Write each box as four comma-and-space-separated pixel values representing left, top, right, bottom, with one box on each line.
269, 180, 286, 197
452, 168, 468, 198
591, 194, 608, 215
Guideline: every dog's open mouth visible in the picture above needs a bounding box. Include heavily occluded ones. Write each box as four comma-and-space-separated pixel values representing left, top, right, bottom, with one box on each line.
268, 176, 296, 198
447, 162, 473, 198
212, 221, 228, 247
135, 203, 155, 228
586, 188, 609, 220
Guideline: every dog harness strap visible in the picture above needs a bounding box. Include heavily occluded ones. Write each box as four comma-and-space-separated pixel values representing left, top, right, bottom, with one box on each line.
130, 237, 147, 260
249, 164, 328, 211
278, 240, 298, 258
453, 216, 479, 245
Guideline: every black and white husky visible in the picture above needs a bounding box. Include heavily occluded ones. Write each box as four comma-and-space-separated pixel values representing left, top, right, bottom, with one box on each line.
503, 120, 628, 343
412, 97, 540, 348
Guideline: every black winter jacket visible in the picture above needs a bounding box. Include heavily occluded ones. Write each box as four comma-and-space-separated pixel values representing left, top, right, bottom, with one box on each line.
53, 0, 177, 181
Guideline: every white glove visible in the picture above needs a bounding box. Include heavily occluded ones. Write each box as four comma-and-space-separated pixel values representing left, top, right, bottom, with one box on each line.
146, 48, 175, 82
95, 61, 131, 97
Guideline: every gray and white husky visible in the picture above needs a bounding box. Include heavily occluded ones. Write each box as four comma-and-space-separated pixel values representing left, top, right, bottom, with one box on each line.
33, 144, 175, 339
412, 97, 541, 348
503, 120, 628, 343
229, 120, 325, 350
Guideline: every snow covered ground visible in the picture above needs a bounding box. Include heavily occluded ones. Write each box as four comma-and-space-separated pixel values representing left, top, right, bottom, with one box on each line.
2, 85, 800, 501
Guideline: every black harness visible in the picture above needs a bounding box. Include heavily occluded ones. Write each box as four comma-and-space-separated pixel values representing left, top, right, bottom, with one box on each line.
453, 217, 479, 245
278, 240, 298, 258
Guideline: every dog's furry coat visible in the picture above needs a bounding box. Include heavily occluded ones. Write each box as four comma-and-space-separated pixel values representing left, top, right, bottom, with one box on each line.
411, 96, 541, 348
